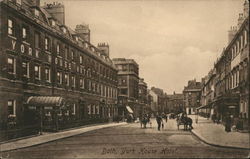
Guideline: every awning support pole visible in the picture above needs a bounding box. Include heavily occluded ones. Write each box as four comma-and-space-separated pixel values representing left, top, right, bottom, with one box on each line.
40, 106, 43, 135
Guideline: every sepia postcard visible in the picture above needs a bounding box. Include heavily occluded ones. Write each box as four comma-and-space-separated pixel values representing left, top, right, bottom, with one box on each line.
0, 0, 249, 158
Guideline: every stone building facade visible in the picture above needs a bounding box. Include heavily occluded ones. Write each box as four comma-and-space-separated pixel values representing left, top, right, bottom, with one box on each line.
166, 92, 184, 114
183, 79, 202, 115
138, 78, 148, 116
149, 87, 167, 114
213, 0, 249, 128
112, 58, 139, 118
0, 0, 118, 141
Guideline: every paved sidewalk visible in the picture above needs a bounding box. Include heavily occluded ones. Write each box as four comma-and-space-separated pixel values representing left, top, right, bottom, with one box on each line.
189, 115, 249, 149
0, 122, 126, 152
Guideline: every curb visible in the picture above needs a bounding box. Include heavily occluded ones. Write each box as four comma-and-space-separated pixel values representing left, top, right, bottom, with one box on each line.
191, 129, 250, 150
0, 122, 127, 152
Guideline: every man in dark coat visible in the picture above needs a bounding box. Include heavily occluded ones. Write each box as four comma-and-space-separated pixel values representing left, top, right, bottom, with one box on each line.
225, 113, 232, 132
156, 114, 163, 131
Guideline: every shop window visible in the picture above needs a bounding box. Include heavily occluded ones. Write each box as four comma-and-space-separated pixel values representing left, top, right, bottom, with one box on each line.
7, 57, 16, 74
8, 100, 16, 117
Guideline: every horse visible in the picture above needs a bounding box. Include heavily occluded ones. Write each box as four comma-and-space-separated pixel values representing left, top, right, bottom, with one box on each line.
183, 116, 193, 131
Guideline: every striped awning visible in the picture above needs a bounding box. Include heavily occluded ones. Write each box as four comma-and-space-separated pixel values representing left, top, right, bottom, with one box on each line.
126, 106, 133, 114
26, 96, 65, 107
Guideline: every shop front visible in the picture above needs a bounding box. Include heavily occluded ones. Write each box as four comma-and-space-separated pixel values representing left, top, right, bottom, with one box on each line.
25, 96, 67, 133
213, 94, 239, 123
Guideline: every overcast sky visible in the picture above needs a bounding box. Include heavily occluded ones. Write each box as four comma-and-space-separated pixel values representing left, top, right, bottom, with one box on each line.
42, 0, 245, 94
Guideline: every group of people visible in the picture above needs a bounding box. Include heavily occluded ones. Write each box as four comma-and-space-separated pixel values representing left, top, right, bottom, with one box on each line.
140, 114, 151, 128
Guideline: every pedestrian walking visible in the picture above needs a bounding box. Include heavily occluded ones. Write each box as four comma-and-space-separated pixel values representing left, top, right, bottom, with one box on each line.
165, 114, 168, 123
156, 114, 163, 131
147, 114, 152, 128
161, 113, 165, 129
225, 113, 232, 132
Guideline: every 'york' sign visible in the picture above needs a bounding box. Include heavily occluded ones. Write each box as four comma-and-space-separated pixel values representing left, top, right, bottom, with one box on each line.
10, 39, 33, 56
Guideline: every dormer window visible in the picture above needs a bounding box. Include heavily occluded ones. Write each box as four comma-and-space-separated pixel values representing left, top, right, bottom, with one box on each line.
50, 19, 56, 27
84, 43, 88, 48
16, 0, 22, 5
34, 8, 39, 17
61, 27, 67, 34
75, 36, 79, 41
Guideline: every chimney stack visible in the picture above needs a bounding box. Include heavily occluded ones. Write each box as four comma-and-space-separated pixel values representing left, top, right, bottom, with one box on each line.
243, 0, 249, 18
97, 43, 110, 57
23, 0, 40, 7
75, 24, 90, 42
228, 26, 237, 44
43, 2, 65, 25
237, 13, 244, 28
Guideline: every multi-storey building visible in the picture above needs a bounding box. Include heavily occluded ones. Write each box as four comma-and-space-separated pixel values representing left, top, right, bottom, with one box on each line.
199, 69, 216, 118
149, 87, 167, 114
138, 78, 148, 116
183, 79, 202, 115
166, 92, 184, 114
0, 0, 118, 141
213, 0, 249, 128
112, 58, 139, 118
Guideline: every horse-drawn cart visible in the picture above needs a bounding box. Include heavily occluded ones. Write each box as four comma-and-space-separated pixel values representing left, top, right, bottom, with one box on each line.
176, 113, 193, 130
176, 116, 185, 130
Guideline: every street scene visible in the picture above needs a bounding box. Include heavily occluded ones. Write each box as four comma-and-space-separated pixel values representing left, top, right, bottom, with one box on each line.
1, 117, 249, 158
0, 0, 249, 158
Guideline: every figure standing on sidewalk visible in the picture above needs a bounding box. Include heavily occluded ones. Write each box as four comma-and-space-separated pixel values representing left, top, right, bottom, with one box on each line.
225, 113, 232, 132
156, 113, 163, 131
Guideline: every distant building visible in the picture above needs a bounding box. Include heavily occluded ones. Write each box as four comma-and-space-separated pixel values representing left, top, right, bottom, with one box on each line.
112, 58, 139, 118
166, 92, 184, 114
199, 69, 216, 119
149, 87, 167, 113
138, 78, 148, 116
183, 79, 202, 115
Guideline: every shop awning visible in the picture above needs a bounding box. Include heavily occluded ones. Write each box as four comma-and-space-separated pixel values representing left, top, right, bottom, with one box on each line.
196, 104, 212, 110
126, 106, 134, 114
26, 96, 65, 107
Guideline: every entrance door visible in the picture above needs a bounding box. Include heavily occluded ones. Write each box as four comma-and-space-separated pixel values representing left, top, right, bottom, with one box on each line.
189, 108, 191, 114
